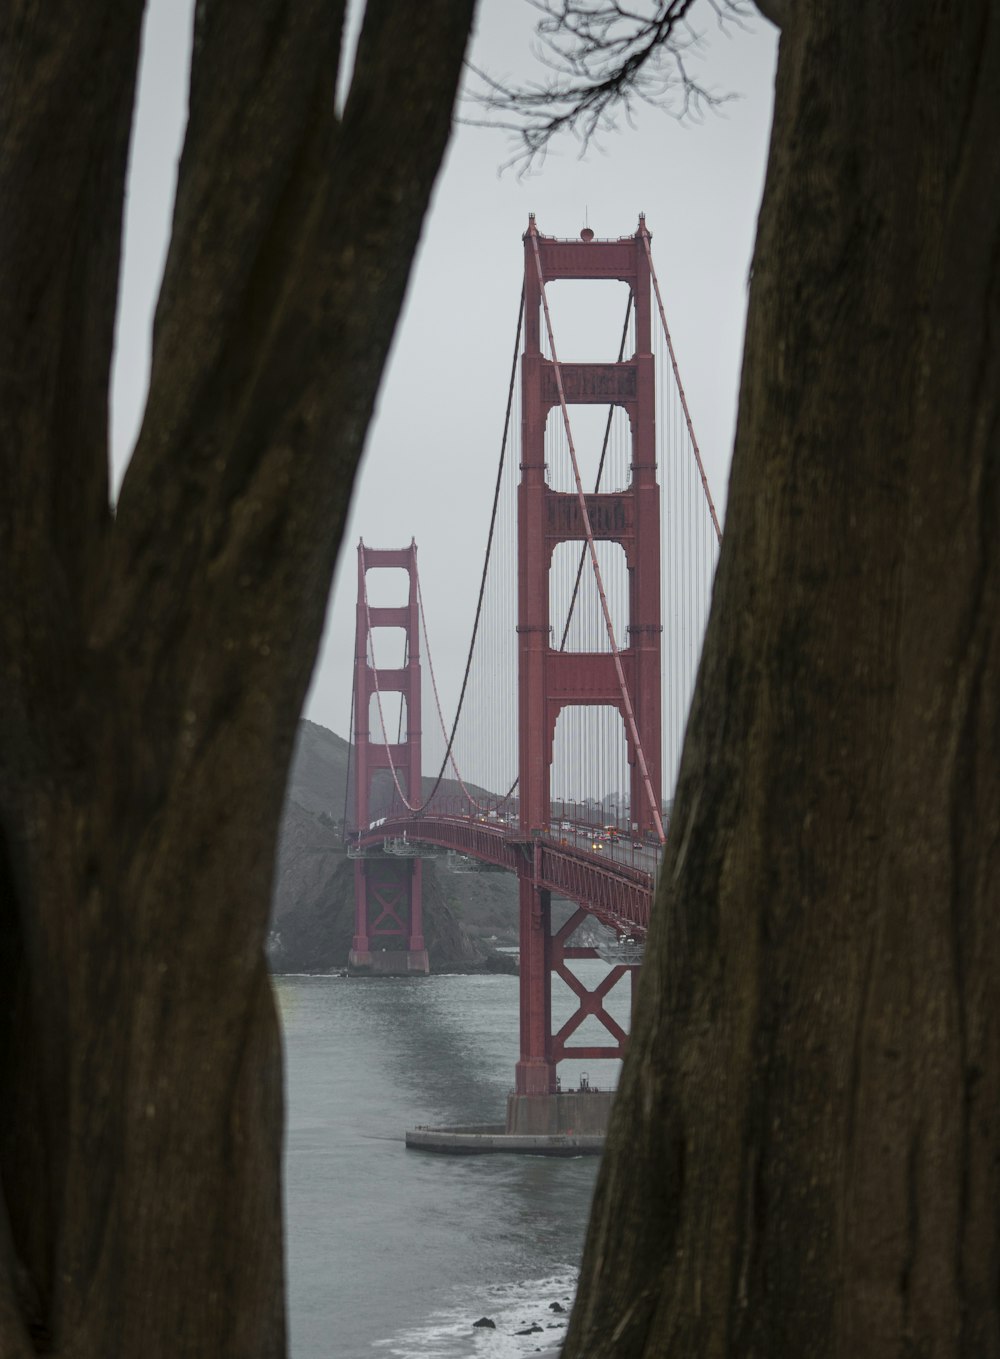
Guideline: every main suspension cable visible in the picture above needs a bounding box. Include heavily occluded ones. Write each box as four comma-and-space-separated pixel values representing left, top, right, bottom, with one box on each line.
357, 292, 525, 822
409, 288, 524, 817
641, 225, 722, 543
415, 568, 490, 812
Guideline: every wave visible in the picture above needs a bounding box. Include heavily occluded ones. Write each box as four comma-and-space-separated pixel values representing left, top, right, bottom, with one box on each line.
373, 1268, 577, 1358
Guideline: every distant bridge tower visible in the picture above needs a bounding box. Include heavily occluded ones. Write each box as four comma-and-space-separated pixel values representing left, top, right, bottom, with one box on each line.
514, 217, 661, 1099
349, 541, 429, 976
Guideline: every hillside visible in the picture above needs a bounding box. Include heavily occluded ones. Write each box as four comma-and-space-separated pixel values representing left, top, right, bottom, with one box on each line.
286, 718, 503, 828
269, 720, 522, 971
284, 719, 350, 820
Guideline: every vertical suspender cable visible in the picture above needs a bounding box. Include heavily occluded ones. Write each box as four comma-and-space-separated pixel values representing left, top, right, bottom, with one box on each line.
642, 231, 722, 544
342, 664, 356, 843
365, 292, 526, 819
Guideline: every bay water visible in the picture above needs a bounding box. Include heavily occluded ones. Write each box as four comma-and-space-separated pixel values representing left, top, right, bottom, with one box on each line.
278, 966, 625, 1358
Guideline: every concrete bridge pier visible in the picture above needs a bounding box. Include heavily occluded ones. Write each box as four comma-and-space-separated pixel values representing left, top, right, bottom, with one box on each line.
348, 856, 429, 976
405, 1077, 615, 1156
505, 1087, 615, 1137
347, 947, 430, 976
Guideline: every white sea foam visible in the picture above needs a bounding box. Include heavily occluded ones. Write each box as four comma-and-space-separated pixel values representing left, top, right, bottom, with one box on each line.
373, 1269, 576, 1358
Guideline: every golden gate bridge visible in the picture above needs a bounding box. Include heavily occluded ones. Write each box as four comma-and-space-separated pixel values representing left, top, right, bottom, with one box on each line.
343, 216, 720, 1133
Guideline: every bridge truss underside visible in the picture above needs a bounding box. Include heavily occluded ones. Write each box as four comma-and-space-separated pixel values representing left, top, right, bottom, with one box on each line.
355, 817, 650, 1076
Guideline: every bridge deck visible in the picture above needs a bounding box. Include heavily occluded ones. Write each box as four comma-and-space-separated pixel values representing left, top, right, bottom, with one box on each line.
355, 816, 655, 937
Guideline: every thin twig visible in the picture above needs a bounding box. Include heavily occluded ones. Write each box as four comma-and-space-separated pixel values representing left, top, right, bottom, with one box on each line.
464, 0, 751, 170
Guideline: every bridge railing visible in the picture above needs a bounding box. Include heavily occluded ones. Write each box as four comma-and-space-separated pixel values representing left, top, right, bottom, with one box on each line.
348, 796, 664, 872
348, 811, 659, 939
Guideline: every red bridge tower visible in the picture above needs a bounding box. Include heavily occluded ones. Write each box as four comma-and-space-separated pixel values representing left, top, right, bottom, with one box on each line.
514, 217, 661, 1102
349, 541, 429, 976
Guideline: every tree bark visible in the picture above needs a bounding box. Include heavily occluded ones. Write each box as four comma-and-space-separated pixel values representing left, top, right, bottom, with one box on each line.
0, 2, 475, 1354
566, 3, 1000, 1356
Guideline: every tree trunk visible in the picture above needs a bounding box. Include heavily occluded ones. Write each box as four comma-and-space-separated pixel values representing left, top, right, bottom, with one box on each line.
0, 3, 475, 1354
566, 3, 1000, 1356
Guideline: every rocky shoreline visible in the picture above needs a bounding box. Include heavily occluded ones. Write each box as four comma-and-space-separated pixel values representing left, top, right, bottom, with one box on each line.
470, 1296, 570, 1353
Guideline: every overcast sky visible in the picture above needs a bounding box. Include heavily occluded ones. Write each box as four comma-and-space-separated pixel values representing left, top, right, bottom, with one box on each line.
112, 1, 778, 744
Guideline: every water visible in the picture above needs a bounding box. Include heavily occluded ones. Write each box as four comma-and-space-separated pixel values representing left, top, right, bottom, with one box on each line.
278, 968, 625, 1358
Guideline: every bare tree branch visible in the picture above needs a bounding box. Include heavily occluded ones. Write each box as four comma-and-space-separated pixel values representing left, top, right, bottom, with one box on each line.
466, 0, 753, 168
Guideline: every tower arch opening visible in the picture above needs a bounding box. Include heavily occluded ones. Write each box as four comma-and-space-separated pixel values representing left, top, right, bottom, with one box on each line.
549, 702, 631, 836
549, 539, 629, 655
542, 278, 634, 363
544, 403, 633, 495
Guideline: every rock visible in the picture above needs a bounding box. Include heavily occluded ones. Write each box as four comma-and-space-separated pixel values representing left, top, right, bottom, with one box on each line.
549, 1301, 565, 1313
483, 950, 519, 974
472, 1317, 496, 1329
515, 1324, 544, 1334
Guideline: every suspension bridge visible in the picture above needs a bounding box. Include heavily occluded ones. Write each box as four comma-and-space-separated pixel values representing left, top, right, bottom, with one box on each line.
344, 216, 720, 1132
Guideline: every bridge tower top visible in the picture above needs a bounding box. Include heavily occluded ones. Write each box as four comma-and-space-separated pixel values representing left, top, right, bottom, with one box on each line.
522, 213, 653, 357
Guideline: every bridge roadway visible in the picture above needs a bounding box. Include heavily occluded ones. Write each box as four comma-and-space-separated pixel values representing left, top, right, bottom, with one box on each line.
354, 815, 657, 938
